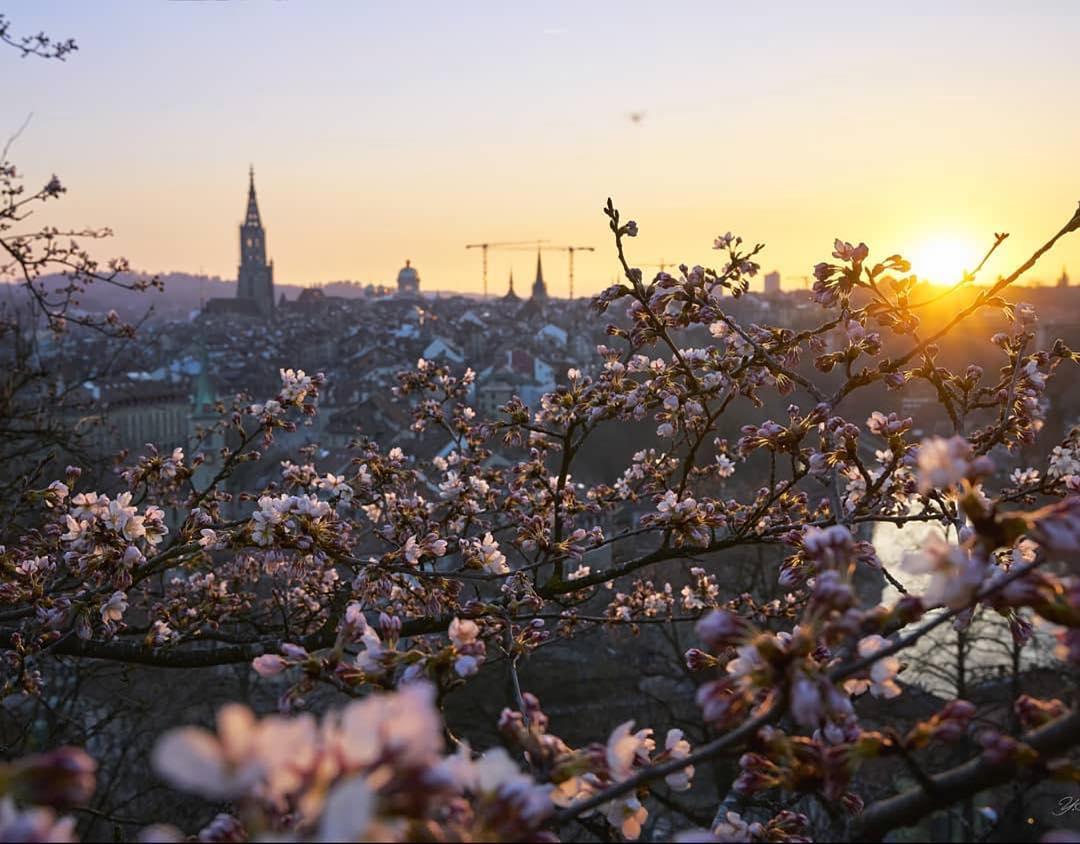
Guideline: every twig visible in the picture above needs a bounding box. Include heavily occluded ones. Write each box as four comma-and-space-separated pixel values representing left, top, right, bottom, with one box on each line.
553, 698, 783, 824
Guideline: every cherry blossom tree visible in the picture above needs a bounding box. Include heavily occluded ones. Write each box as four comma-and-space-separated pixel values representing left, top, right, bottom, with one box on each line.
0, 13, 76, 61
0, 12, 156, 527
0, 179, 1079, 842
5, 8, 1080, 841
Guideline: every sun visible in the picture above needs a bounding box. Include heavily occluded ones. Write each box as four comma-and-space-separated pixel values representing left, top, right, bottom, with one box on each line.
906, 235, 982, 285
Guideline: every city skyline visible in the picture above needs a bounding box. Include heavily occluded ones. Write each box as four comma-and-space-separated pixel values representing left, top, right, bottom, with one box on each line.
4, 1, 1079, 294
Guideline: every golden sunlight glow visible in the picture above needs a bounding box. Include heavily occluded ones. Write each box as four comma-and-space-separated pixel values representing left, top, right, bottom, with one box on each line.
906, 235, 983, 285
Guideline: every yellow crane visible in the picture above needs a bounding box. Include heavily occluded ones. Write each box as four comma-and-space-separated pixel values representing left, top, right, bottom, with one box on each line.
465, 240, 548, 299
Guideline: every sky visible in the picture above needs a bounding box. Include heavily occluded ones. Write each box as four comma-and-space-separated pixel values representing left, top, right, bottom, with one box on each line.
3, 0, 1080, 296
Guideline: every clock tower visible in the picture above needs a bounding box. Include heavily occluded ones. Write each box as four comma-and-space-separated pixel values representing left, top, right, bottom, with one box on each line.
236, 166, 275, 319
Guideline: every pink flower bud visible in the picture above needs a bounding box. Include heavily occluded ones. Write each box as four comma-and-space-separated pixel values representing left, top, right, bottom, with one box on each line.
695, 610, 751, 651
252, 654, 288, 677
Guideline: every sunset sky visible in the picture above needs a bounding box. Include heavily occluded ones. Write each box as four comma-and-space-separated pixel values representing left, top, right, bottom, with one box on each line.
4, 1, 1079, 295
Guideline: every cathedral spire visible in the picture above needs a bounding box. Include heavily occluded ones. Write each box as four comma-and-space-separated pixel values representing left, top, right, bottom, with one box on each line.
245, 165, 262, 228
531, 250, 548, 301
503, 268, 520, 302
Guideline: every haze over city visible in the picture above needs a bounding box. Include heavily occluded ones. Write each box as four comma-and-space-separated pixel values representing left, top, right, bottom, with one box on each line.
4, 0, 1079, 293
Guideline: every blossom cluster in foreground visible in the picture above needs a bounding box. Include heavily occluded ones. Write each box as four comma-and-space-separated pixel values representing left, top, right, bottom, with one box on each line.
3, 200, 1080, 840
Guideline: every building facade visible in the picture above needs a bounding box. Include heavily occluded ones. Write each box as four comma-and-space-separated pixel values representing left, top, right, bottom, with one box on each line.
397, 261, 421, 296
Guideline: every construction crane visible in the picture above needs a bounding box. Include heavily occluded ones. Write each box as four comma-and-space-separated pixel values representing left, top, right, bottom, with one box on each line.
465, 240, 549, 299
503, 244, 596, 299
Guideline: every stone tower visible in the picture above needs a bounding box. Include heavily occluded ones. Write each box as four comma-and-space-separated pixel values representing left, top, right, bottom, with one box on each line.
237, 166, 275, 318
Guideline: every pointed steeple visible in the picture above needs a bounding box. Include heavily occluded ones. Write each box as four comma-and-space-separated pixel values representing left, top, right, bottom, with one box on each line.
245, 165, 262, 228
531, 250, 548, 301
237, 165, 274, 318
192, 323, 216, 417
503, 268, 520, 302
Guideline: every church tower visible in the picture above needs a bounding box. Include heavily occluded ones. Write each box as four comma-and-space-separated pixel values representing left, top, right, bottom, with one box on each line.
502, 269, 520, 302
237, 166, 275, 318
531, 251, 548, 301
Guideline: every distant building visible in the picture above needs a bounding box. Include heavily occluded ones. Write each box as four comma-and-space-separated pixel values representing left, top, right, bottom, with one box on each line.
397, 260, 420, 297
474, 348, 555, 415
204, 167, 275, 319
191, 332, 217, 423
536, 323, 567, 347
475, 375, 520, 418
422, 336, 464, 364
531, 252, 548, 301
502, 270, 520, 303
190, 331, 224, 492
1059, 267, 1070, 288
237, 166, 275, 318
295, 288, 327, 308
763, 270, 781, 295
66, 377, 191, 458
